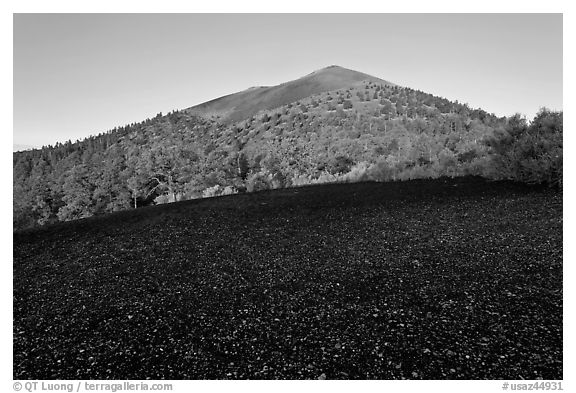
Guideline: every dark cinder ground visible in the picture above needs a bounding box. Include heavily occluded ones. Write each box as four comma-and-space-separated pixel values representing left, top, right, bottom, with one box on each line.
13, 177, 562, 380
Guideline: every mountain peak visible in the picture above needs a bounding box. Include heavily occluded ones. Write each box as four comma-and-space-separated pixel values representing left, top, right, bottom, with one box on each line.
306, 65, 366, 77
188, 66, 394, 123
319, 64, 344, 71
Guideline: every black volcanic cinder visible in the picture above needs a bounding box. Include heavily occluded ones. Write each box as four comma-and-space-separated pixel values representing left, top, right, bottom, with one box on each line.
13, 177, 562, 380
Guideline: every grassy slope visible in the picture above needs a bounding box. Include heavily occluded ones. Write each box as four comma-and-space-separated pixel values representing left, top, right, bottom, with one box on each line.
13, 177, 562, 379
187, 65, 392, 123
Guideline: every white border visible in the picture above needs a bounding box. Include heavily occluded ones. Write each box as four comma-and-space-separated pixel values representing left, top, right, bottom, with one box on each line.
3, 3, 570, 392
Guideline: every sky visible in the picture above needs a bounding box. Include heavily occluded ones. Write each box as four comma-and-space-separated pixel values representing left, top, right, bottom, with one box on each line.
13, 13, 563, 148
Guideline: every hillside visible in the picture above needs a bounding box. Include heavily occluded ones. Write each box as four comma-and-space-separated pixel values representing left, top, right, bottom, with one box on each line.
13, 144, 36, 152
12, 66, 562, 230
13, 177, 563, 379
187, 65, 394, 123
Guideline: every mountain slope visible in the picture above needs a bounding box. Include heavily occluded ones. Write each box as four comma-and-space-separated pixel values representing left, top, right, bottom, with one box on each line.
187, 65, 394, 123
13, 64, 562, 230
12, 65, 506, 229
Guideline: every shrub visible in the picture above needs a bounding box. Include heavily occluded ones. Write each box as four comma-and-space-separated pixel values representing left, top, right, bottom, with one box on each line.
486, 109, 562, 187
202, 185, 222, 198
327, 155, 354, 174
399, 164, 438, 181
342, 161, 371, 182
154, 194, 170, 204
367, 159, 396, 181
246, 172, 270, 192
292, 172, 341, 186
221, 185, 237, 195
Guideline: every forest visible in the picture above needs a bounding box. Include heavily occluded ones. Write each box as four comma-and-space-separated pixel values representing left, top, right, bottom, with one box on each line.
13, 82, 563, 230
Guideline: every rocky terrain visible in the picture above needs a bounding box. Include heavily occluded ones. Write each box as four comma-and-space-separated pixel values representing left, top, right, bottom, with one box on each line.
13, 177, 562, 379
